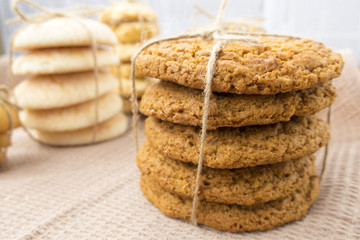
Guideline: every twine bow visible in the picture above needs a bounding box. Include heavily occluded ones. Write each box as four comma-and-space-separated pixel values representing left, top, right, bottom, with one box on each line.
8, 0, 102, 143
192, 4, 265, 34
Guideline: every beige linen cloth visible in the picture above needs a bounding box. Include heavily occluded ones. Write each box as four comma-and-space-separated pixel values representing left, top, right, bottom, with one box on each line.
0, 50, 359, 239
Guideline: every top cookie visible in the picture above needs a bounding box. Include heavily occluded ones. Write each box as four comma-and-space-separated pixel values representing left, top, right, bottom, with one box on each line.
136, 38, 344, 95
99, 2, 157, 26
13, 18, 118, 51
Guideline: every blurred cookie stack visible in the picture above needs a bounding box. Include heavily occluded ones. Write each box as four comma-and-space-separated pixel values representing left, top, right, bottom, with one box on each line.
99, 1, 160, 113
12, 17, 128, 146
0, 96, 20, 164
134, 38, 344, 232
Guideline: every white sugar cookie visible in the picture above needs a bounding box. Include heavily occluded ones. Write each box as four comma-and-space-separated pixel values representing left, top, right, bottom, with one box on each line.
12, 47, 119, 76
13, 17, 118, 51
30, 113, 128, 146
20, 91, 122, 132
99, 2, 157, 25
14, 71, 118, 109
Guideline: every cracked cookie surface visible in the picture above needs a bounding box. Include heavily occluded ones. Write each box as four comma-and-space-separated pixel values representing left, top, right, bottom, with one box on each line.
145, 115, 329, 168
137, 141, 316, 205
140, 175, 320, 232
140, 81, 336, 129
135, 38, 343, 95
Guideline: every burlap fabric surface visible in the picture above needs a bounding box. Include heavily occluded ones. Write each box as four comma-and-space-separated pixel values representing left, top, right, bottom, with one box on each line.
0, 50, 359, 239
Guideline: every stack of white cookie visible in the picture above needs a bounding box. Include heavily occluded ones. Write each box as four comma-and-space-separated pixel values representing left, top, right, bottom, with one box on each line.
12, 17, 128, 146
99, 1, 160, 113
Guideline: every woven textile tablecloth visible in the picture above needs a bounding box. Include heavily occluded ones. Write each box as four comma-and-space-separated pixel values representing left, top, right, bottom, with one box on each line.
0, 50, 359, 240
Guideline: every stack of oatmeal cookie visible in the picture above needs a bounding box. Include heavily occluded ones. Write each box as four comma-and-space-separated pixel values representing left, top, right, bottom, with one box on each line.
12, 17, 128, 146
99, 1, 160, 113
135, 37, 343, 232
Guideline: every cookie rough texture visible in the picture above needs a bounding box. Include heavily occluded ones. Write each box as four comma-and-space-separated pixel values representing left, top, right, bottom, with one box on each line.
140, 175, 320, 232
145, 115, 329, 168
135, 38, 344, 94
137, 141, 316, 205
140, 81, 336, 129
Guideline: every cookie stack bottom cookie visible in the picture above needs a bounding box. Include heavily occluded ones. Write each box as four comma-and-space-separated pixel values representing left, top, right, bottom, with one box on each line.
140, 175, 320, 232
135, 37, 343, 232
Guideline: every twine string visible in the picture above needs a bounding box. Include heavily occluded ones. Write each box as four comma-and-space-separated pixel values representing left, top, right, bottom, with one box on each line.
192, 4, 215, 27
190, 40, 225, 225
190, 0, 228, 226
130, 51, 140, 151
117, 63, 124, 98
192, 3, 265, 34
8, 0, 100, 144
214, 0, 227, 29
320, 107, 332, 181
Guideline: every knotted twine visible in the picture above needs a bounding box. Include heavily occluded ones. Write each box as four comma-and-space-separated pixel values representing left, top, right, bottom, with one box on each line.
130, 0, 332, 225
0, 85, 15, 163
7, 0, 102, 144
192, 4, 265, 34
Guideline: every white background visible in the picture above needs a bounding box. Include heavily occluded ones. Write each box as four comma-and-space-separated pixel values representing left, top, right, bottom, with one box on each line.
1, 0, 359, 64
